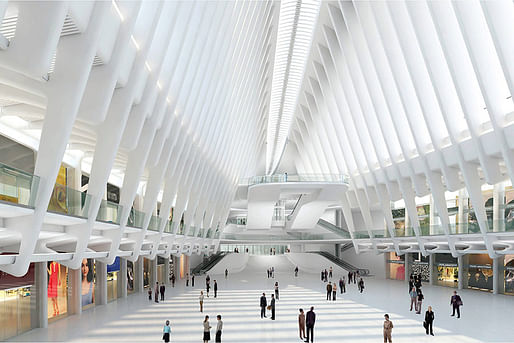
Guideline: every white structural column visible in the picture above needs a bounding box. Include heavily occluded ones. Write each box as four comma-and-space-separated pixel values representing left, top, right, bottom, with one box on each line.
134, 257, 144, 293
119, 258, 128, 299
96, 261, 108, 306
34, 262, 48, 329
68, 268, 82, 315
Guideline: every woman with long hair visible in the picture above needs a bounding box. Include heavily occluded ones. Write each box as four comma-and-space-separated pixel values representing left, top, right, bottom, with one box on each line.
203, 315, 211, 343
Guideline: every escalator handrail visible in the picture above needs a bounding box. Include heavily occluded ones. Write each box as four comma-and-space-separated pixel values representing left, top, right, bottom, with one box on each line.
312, 251, 369, 276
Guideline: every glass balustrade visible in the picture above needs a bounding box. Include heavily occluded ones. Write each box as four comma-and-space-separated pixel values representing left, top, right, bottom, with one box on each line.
148, 215, 162, 232
96, 199, 123, 224
371, 229, 387, 239
353, 231, 370, 239
0, 162, 40, 208
186, 226, 196, 237
163, 220, 173, 233
126, 209, 145, 228
48, 183, 91, 218
244, 174, 350, 186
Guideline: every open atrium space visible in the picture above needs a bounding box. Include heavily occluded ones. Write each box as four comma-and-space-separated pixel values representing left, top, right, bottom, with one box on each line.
1, 0, 514, 342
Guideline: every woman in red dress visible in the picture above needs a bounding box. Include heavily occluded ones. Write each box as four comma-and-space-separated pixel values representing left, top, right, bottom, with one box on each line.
48, 261, 60, 317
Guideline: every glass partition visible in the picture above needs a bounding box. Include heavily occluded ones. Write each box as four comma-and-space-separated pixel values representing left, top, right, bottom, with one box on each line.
0, 162, 39, 208
127, 208, 145, 228
164, 220, 173, 234
246, 174, 350, 185
148, 216, 161, 232
96, 200, 123, 224
48, 184, 91, 218
353, 231, 370, 239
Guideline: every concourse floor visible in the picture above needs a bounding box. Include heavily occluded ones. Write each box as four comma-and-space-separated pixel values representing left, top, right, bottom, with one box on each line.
10, 268, 514, 342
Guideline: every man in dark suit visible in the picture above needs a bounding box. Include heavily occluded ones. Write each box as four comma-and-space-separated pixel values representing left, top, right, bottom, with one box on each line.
214, 280, 218, 298
270, 294, 276, 320
260, 293, 267, 318
305, 306, 315, 342
450, 291, 463, 318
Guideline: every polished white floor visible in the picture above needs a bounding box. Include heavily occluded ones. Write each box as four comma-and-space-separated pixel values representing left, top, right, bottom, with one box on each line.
10, 258, 514, 342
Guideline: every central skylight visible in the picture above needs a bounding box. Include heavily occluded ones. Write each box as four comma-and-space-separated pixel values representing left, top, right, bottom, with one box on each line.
265, 0, 321, 175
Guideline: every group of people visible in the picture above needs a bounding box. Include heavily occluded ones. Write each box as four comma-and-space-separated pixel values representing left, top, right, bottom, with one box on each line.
162, 315, 224, 343
320, 267, 333, 282
408, 273, 424, 314
148, 282, 166, 303
298, 307, 316, 342
267, 266, 275, 278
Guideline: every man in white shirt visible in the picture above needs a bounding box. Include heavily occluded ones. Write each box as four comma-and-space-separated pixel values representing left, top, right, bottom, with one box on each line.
216, 315, 223, 342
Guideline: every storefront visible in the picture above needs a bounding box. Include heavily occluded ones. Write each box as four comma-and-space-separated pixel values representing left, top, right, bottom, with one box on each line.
466, 254, 493, 292
505, 254, 514, 295
107, 257, 120, 302
411, 253, 430, 282
127, 261, 135, 294
143, 258, 151, 288
47, 261, 68, 321
81, 258, 96, 310
0, 263, 35, 340
386, 252, 405, 281
157, 257, 166, 284
435, 254, 458, 287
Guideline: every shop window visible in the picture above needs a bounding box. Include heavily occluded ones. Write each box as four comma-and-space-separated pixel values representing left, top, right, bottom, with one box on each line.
386, 252, 405, 281
466, 254, 493, 292
47, 261, 68, 320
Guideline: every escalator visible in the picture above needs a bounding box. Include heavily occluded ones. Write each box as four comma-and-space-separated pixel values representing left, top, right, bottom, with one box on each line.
311, 251, 370, 276
191, 252, 229, 276
316, 218, 351, 239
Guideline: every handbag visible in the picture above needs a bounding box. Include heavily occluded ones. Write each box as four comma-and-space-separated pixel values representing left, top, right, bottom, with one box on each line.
267, 305, 271, 310
423, 321, 427, 329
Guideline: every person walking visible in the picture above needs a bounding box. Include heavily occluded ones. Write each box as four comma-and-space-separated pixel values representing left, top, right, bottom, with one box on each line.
305, 306, 315, 343
215, 315, 223, 343
171, 274, 175, 287
295, 266, 299, 277
383, 314, 393, 343
160, 284, 165, 301
358, 278, 365, 293
409, 276, 415, 294
409, 287, 418, 311
329, 267, 333, 279
225, 269, 228, 279
348, 270, 352, 284
324, 269, 328, 282
450, 291, 463, 318
424, 306, 434, 336
326, 282, 332, 300
162, 320, 171, 343
321, 270, 324, 281
416, 289, 424, 314
260, 293, 267, 318
155, 282, 159, 303
148, 287, 152, 301
339, 277, 346, 294
199, 291, 205, 312
192, 274, 195, 287
274, 281, 279, 300
271, 266, 275, 278
186, 273, 190, 287
206, 282, 210, 297
298, 308, 306, 341
332, 283, 337, 301
214, 280, 218, 298
270, 294, 276, 320
203, 315, 212, 343
354, 272, 357, 284
267, 268, 270, 279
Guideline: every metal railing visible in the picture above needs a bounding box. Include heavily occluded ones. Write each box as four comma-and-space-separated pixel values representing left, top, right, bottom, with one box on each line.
241, 174, 350, 186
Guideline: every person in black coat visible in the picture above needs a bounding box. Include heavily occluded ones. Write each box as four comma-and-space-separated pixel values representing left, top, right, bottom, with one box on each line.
305, 306, 316, 343
424, 306, 434, 335
450, 291, 462, 318
270, 294, 276, 320
260, 293, 267, 318
214, 280, 218, 298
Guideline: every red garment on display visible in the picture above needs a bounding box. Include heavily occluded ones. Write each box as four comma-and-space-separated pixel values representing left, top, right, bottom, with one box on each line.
48, 262, 58, 298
